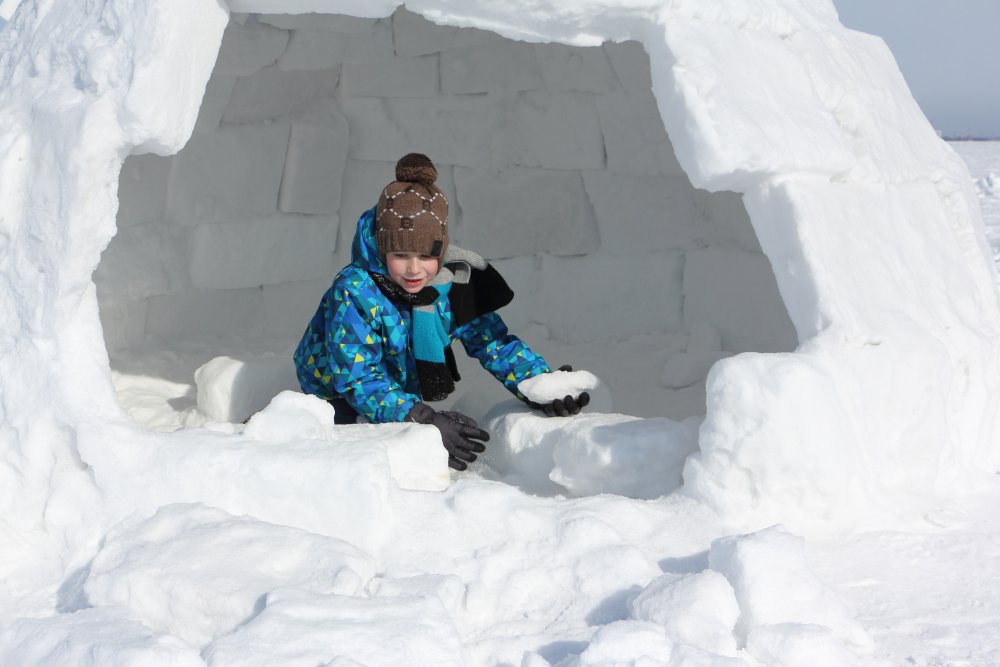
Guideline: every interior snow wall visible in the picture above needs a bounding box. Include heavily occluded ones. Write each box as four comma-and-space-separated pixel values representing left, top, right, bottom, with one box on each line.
96, 7, 797, 424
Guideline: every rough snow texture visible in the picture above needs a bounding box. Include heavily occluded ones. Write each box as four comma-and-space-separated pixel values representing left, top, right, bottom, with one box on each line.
2, 0, 1000, 665
517, 369, 601, 404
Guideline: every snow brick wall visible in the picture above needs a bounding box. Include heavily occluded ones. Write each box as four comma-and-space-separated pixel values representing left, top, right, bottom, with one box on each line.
96, 7, 797, 426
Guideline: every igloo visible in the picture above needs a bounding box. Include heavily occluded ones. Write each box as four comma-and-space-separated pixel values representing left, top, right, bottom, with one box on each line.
1, 0, 999, 628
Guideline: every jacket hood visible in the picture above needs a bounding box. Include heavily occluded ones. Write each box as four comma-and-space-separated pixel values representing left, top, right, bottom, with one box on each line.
351, 206, 388, 274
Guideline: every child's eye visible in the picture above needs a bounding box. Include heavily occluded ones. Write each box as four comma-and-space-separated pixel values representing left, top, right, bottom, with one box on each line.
420, 255, 433, 260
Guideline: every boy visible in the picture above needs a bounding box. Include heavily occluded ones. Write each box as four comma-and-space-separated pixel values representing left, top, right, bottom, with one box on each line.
294, 154, 589, 470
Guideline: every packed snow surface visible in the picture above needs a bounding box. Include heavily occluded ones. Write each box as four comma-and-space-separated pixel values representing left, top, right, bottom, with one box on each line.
2, 0, 1000, 665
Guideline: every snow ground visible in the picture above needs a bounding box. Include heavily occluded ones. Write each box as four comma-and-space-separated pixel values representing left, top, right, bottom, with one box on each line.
67, 141, 1000, 666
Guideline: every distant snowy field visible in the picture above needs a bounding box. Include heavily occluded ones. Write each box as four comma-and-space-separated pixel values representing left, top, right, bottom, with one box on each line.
1, 142, 997, 666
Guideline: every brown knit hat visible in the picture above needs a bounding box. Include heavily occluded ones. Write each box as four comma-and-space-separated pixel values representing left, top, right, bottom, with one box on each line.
376, 153, 449, 259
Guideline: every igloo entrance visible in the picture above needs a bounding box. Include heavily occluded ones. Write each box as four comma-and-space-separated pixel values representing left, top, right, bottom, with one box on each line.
95, 8, 797, 431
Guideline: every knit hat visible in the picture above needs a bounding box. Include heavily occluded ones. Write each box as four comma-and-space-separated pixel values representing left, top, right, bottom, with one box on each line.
376, 153, 449, 259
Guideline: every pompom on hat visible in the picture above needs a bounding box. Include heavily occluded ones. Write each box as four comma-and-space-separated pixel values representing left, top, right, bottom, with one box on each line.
376, 153, 449, 259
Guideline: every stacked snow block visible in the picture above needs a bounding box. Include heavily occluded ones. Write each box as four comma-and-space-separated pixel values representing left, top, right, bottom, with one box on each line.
97, 8, 796, 386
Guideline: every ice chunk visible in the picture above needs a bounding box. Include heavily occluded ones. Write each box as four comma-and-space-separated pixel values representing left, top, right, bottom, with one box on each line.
84, 503, 376, 646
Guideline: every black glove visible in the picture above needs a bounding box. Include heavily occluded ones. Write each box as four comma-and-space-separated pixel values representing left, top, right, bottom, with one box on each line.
526, 365, 591, 417
406, 402, 490, 471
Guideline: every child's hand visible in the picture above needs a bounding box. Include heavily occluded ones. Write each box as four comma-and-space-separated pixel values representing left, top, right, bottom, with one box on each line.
525, 365, 592, 417
406, 403, 490, 471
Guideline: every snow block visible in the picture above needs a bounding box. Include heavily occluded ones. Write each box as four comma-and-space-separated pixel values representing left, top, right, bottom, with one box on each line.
0, 608, 204, 667
535, 43, 618, 93
116, 153, 171, 228
441, 41, 545, 94
277, 20, 393, 71
682, 246, 797, 353
340, 55, 440, 98
94, 221, 189, 302
695, 189, 762, 254
84, 503, 377, 646
708, 526, 872, 651
214, 17, 288, 77
145, 287, 265, 340
188, 215, 338, 290
98, 299, 149, 352
492, 91, 605, 170
455, 166, 599, 259
258, 13, 377, 33
539, 253, 683, 344
603, 40, 653, 96
660, 19, 855, 190
629, 571, 740, 656
202, 588, 464, 667
392, 6, 500, 57
222, 67, 340, 125
548, 414, 700, 499
340, 96, 495, 167
257, 278, 333, 340
582, 170, 703, 255
167, 122, 291, 224
596, 89, 684, 176
195, 354, 299, 423
244, 391, 450, 491
192, 72, 236, 135
279, 107, 350, 215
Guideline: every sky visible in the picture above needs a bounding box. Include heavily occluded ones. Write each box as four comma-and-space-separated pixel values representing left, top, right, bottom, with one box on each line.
832, 0, 1000, 139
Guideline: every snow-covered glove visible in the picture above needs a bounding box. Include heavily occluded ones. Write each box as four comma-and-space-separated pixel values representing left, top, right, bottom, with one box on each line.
525, 365, 591, 417
406, 402, 489, 471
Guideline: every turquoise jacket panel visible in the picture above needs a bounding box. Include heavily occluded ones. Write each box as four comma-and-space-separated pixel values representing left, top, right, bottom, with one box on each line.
294, 207, 551, 423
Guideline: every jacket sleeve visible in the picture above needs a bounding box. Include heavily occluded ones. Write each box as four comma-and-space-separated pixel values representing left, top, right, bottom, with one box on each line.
327, 285, 420, 423
454, 311, 551, 399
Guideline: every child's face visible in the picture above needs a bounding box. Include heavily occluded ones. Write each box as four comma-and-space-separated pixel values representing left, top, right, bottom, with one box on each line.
385, 251, 440, 293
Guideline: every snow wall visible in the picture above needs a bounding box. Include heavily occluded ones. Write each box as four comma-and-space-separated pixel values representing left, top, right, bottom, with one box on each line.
1, 0, 999, 599
97, 6, 797, 425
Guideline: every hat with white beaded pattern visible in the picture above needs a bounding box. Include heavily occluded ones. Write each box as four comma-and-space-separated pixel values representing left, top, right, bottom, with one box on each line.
376, 153, 449, 260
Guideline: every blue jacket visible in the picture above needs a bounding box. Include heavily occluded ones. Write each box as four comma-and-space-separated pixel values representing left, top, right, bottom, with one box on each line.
294, 207, 551, 423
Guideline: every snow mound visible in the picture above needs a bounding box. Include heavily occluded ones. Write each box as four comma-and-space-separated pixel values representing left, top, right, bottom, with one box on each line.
83, 503, 376, 646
